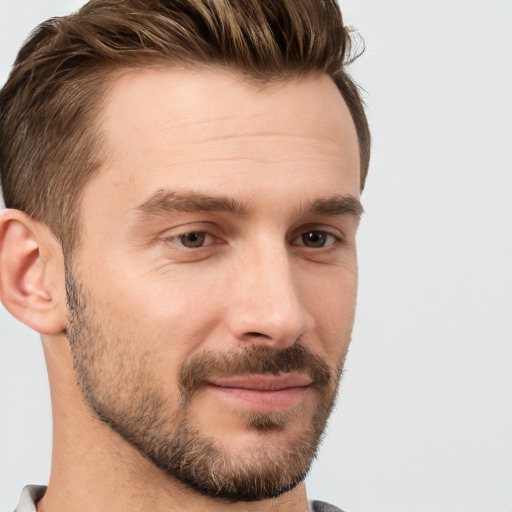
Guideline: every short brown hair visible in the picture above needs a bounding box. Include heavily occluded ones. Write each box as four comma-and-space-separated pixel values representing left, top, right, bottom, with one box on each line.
0, 0, 370, 250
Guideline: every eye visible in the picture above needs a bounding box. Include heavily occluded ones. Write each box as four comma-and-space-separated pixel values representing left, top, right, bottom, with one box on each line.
292, 230, 338, 248
174, 232, 209, 248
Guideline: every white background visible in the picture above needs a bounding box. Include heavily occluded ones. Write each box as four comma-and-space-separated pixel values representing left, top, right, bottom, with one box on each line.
1, 1, 511, 511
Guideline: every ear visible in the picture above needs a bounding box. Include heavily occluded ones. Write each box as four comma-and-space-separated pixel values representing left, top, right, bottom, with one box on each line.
0, 209, 67, 334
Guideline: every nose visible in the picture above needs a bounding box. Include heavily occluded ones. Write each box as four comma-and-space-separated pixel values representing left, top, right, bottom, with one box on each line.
224, 241, 313, 349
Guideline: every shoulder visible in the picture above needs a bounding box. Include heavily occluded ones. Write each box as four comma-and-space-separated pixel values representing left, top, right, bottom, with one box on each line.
310, 500, 347, 512
14, 489, 346, 512
12, 486, 46, 512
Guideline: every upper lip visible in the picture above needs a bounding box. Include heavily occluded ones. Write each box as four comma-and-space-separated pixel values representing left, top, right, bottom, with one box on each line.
207, 374, 313, 391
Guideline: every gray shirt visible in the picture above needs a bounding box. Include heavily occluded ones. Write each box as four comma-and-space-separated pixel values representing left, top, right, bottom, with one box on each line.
13, 485, 345, 512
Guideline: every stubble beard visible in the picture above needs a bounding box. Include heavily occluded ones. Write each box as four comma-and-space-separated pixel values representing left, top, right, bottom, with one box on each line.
64, 263, 347, 502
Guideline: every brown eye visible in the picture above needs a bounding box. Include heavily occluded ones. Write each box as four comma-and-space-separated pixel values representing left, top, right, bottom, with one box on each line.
177, 232, 207, 248
302, 231, 328, 247
291, 230, 338, 248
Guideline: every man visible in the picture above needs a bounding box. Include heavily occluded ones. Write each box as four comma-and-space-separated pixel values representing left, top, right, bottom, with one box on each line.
0, 0, 370, 511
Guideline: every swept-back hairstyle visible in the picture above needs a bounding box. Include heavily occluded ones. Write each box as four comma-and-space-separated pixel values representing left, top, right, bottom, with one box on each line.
0, 0, 370, 250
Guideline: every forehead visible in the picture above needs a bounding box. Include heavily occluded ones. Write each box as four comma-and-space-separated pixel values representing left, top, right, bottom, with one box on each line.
100, 66, 356, 136
84, 67, 360, 219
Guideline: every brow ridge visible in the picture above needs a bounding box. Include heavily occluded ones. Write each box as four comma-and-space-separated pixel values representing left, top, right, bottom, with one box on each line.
136, 189, 363, 221
136, 190, 249, 217
303, 195, 364, 219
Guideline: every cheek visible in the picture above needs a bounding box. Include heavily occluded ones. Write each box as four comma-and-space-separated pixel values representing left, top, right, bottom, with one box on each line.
85, 246, 223, 325
95, 272, 227, 374
303, 257, 358, 308
304, 267, 357, 353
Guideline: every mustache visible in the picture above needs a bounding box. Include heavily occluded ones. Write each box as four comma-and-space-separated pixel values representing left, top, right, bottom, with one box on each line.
178, 343, 333, 403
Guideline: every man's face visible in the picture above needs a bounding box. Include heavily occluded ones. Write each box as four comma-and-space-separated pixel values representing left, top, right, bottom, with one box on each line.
66, 68, 361, 501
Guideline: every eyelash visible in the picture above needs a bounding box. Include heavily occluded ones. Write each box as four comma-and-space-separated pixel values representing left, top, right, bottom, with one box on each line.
166, 229, 342, 250
290, 230, 341, 249
170, 231, 215, 249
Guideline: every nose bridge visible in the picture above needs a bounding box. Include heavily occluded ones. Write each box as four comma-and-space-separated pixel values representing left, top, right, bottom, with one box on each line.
226, 236, 311, 346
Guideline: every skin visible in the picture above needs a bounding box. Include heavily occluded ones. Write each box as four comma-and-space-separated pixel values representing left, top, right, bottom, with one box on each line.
0, 67, 361, 512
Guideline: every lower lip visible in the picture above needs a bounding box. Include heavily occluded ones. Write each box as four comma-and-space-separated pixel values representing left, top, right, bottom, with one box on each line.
206, 384, 309, 411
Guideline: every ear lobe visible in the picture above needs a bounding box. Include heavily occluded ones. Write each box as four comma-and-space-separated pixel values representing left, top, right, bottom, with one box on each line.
0, 209, 67, 335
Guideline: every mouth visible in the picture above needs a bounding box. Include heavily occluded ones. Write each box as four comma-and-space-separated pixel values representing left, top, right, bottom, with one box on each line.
205, 374, 313, 411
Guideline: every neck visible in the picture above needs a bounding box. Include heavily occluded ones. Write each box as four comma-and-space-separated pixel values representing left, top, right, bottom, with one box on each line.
38, 335, 310, 512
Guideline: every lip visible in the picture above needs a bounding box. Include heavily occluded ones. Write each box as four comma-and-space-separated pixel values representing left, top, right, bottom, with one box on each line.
208, 373, 313, 390
205, 373, 313, 411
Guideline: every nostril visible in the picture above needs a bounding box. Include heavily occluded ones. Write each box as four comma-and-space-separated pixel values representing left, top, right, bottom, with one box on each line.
246, 332, 270, 338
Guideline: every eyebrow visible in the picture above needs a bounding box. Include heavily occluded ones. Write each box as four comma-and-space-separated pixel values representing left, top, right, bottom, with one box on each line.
136, 190, 249, 217
303, 195, 364, 220
135, 189, 363, 220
